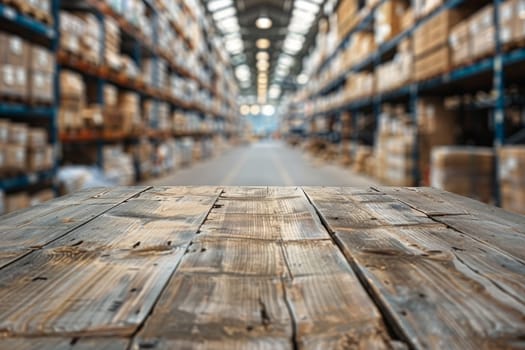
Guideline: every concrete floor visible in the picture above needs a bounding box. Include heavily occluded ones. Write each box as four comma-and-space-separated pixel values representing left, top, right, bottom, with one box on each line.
145, 140, 380, 187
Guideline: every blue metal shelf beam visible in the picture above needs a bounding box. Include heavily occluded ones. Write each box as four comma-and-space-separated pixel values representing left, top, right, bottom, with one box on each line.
0, 170, 55, 191
0, 104, 54, 117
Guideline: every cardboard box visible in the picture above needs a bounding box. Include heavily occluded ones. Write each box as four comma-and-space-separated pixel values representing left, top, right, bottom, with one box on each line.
0, 34, 29, 66
5, 144, 26, 171
5, 192, 30, 213
0, 120, 9, 144
414, 9, 465, 57
471, 26, 495, 59
27, 145, 53, 172
0, 64, 28, 99
450, 20, 470, 66
9, 123, 28, 146
431, 146, 495, 203
414, 46, 450, 81
31, 46, 55, 73
29, 71, 54, 103
28, 128, 48, 149
374, 0, 405, 45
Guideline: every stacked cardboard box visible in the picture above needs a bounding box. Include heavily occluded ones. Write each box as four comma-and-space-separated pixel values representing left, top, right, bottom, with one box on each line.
499, 0, 525, 48
431, 146, 494, 203
130, 138, 153, 180
498, 146, 525, 214
58, 71, 85, 131
27, 127, 53, 172
413, 0, 442, 18
353, 146, 373, 173
29, 45, 55, 103
417, 98, 457, 185
104, 18, 122, 70
375, 39, 412, 92
469, 5, 494, 59
374, 107, 416, 186
414, 9, 464, 81
117, 92, 141, 133
449, 20, 470, 67
0, 33, 29, 100
0, 120, 53, 174
102, 145, 134, 186
1, 121, 26, 173
336, 0, 358, 42
374, 0, 405, 45
59, 12, 84, 55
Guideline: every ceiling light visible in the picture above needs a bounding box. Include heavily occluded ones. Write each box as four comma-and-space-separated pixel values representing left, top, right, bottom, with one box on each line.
250, 105, 260, 114
240, 104, 250, 115
256, 51, 269, 61
297, 73, 308, 84
255, 16, 272, 29
294, 0, 320, 13
212, 6, 236, 21
207, 0, 233, 12
256, 38, 271, 49
257, 61, 269, 71
262, 105, 275, 116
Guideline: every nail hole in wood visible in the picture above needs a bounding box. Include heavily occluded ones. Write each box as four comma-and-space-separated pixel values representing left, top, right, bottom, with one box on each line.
166, 241, 172, 246
70, 337, 79, 346
133, 241, 141, 248
71, 240, 83, 247
400, 310, 408, 316
201, 248, 207, 252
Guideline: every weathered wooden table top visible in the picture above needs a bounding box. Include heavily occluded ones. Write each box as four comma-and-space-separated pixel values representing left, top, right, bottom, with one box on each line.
0, 186, 524, 350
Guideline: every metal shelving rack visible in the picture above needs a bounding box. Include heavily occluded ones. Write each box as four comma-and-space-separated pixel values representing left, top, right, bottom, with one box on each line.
56, 0, 238, 170
0, 0, 59, 192
295, 0, 525, 204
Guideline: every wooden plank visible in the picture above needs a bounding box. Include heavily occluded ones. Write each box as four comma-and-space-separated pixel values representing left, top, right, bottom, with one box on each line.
282, 240, 354, 277
376, 187, 525, 262
0, 187, 150, 269
0, 186, 221, 337
285, 274, 395, 349
0, 337, 129, 350
201, 212, 329, 241
302, 187, 434, 230
139, 338, 291, 349
178, 238, 288, 278
404, 187, 525, 229
377, 187, 469, 216
436, 215, 525, 263
133, 274, 293, 346
0, 249, 185, 337
220, 186, 302, 199
305, 187, 525, 349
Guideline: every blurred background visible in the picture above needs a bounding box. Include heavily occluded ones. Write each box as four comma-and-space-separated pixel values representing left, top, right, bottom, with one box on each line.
1, 0, 525, 215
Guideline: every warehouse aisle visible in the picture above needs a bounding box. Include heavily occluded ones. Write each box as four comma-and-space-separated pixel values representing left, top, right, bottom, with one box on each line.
145, 141, 380, 187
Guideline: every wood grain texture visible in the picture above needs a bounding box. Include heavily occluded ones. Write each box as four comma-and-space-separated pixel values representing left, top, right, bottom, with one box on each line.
178, 238, 288, 277
0, 186, 221, 338
305, 187, 525, 349
0, 187, 150, 269
0, 337, 129, 350
134, 274, 293, 346
136, 187, 396, 349
380, 187, 525, 263
0, 248, 185, 337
